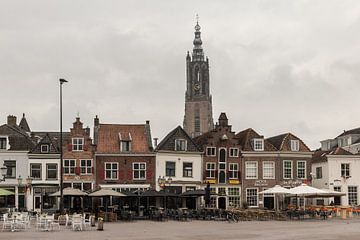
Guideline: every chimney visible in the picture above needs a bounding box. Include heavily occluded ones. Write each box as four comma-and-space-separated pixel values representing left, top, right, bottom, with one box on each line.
94, 115, 99, 127
146, 120, 150, 125
7, 115, 17, 126
153, 138, 158, 148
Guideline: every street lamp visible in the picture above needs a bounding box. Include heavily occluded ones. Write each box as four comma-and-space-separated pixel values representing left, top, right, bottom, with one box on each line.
59, 78, 68, 214
0, 165, 7, 182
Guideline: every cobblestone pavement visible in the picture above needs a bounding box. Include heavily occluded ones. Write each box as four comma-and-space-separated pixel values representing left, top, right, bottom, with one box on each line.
1, 218, 360, 240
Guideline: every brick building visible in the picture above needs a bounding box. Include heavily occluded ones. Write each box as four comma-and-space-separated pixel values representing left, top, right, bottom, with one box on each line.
237, 129, 312, 209
193, 113, 242, 209
94, 116, 155, 192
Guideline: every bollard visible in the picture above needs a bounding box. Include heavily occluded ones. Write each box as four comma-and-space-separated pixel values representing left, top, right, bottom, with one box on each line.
97, 217, 104, 231
91, 215, 96, 227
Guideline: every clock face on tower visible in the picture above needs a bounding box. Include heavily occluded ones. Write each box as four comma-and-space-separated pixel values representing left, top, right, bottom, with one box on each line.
193, 83, 200, 91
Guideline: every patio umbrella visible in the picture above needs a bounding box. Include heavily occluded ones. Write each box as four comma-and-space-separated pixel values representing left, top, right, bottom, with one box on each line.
181, 189, 205, 197
89, 188, 126, 221
259, 185, 292, 211
0, 188, 15, 196
50, 187, 88, 197
288, 184, 327, 209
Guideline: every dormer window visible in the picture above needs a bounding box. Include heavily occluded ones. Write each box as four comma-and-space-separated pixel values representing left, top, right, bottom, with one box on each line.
72, 138, 84, 151
290, 140, 300, 151
0, 137, 8, 150
252, 139, 264, 151
175, 139, 187, 151
121, 140, 131, 152
41, 144, 49, 153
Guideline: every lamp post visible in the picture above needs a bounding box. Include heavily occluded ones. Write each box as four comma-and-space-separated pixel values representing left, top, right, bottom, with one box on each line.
59, 78, 68, 214
0, 165, 7, 182
158, 176, 172, 209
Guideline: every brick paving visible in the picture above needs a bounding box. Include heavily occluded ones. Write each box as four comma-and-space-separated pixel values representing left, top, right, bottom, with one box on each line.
1, 218, 360, 240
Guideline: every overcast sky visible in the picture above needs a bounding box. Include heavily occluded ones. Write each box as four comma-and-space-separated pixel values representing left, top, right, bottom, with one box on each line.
1, 0, 360, 149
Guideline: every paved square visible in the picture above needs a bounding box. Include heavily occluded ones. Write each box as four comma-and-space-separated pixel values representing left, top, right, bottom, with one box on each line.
1, 219, 359, 240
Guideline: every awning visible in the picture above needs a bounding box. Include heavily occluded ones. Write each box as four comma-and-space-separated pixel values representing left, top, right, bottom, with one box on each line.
0, 188, 15, 196
181, 189, 205, 197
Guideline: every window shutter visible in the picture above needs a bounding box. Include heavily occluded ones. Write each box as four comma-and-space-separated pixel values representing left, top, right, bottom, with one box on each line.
91, 166, 94, 174
215, 170, 218, 179
67, 144, 72, 151
238, 170, 241, 179
99, 169, 105, 180
146, 170, 152, 180
75, 167, 80, 175
84, 144, 88, 151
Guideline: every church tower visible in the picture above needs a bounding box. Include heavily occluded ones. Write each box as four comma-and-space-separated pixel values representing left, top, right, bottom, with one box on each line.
183, 19, 214, 138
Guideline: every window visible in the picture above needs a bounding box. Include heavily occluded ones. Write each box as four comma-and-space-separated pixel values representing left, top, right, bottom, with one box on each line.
290, 140, 300, 151
64, 159, 75, 175
133, 163, 146, 180
4, 161, 16, 178
80, 160, 92, 175
219, 148, 226, 162
183, 162, 193, 177
166, 162, 175, 177
194, 116, 200, 133
72, 138, 84, 151
316, 167, 322, 179
229, 163, 238, 179
297, 161, 306, 179
253, 139, 264, 151
41, 145, 49, 153
283, 160, 293, 179
175, 139, 187, 151
105, 162, 118, 180
120, 140, 131, 152
0, 137, 8, 150
229, 196, 241, 208
348, 186, 358, 205
246, 188, 258, 207
30, 163, 41, 179
245, 162, 257, 179
206, 147, 216, 156
229, 148, 239, 157
46, 164, 57, 180
341, 163, 350, 177
206, 163, 216, 178
263, 162, 275, 179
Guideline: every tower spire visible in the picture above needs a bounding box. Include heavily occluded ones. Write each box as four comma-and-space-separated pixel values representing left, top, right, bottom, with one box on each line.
192, 14, 204, 61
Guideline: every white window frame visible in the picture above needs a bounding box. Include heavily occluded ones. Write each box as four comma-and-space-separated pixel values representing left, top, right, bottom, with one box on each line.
263, 161, 275, 179
348, 186, 358, 206
290, 140, 300, 151
105, 162, 118, 180
41, 144, 49, 153
120, 140, 132, 152
253, 139, 264, 151
229, 163, 239, 179
0, 136, 9, 150
175, 139, 187, 151
206, 162, 216, 178
341, 163, 350, 178
46, 163, 58, 180
64, 159, 76, 175
80, 159, 93, 175
206, 147, 216, 156
133, 162, 146, 180
297, 161, 306, 179
229, 148, 239, 157
72, 137, 84, 151
30, 163, 42, 179
316, 166, 322, 179
246, 188, 259, 207
283, 160, 293, 179
183, 162, 193, 177
245, 161, 258, 179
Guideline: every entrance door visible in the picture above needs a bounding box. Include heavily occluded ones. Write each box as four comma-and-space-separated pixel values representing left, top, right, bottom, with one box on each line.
218, 197, 226, 209
263, 197, 274, 209
34, 196, 41, 211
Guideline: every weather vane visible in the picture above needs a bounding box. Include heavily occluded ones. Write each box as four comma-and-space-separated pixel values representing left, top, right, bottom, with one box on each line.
196, 14, 199, 23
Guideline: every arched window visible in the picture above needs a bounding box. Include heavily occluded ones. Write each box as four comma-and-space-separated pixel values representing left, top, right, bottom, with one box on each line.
219, 149, 226, 162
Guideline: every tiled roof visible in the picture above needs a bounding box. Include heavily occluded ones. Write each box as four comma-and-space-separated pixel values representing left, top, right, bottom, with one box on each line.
0, 124, 35, 151
96, 123, 153, 154
156, 126, 201, 152
235, 128, 277, 151
266, 132, 311, 152
30, 133, 61, 153
19, 113, 31, 132
312, 147, 353, 163
337, 127, 360, 138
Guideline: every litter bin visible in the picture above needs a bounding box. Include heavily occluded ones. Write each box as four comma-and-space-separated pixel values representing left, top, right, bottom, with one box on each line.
340, 207, 347, 220
97, 218, 104, 231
